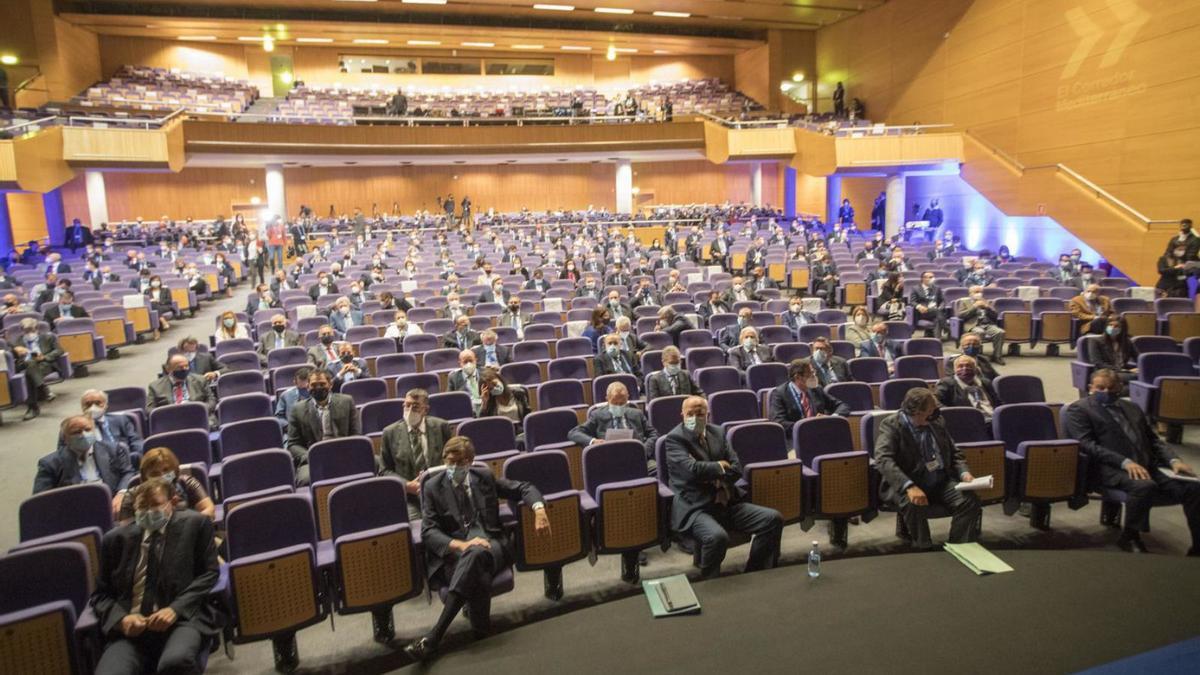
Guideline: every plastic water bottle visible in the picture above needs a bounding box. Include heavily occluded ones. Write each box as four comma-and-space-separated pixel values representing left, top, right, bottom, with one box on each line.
807, 540, 821, 578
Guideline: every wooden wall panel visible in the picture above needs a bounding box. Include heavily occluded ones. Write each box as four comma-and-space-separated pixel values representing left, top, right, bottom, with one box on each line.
6, 192, 48, 246
734, 44, 771, 111
60, 173, 89, 224
93, 168, 264, 222
99, 36, 252, 83
632, 161, 780, 209
838, 177, 886, 229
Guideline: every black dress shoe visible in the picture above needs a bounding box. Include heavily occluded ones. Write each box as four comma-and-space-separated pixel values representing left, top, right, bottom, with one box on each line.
1117, 535, 1148, 553
638, 550, 649, 566
272, 636, 299, 673
620, 554, 640, 584
543, 570, 564, 601
371, 609, 395, 644
403, 637, 437, 663
22, 406, 39, 421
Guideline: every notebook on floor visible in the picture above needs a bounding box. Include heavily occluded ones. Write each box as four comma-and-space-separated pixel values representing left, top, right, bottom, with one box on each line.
643, 574, 701, 617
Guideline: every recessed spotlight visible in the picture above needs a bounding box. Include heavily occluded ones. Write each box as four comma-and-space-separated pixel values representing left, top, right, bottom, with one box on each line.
238, 36, 265, 41
613, 47, 637, 53
653, 11, 691, 18
595, 7, 634, 14
560, 45, 592, 51
462, 42, 495, 47
512, 44, 544, 50
402, 0, 447, 4
0, 54, 18, 65
178, 36, 218, 41
353, 39, 389, 44
533, 4, 575, 11
653, 50, 671, 54
407, 40, 441, 46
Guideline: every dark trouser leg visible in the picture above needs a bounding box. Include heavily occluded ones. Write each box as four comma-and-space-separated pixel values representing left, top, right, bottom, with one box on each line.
931, 481, 981, 544
95, 636, 149, 675
153, 624, 205, 675
1105, 473, 1157, 533
429, 545, 495, 645
466, 593, 492, 636
686, 511, 729, 577
728, 501, 783, 572
898, 493, 935, 549
1151, 472, 1200, 550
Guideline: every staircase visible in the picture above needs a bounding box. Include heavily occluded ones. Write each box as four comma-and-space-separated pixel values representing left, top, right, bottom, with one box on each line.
236, 97, 280, 122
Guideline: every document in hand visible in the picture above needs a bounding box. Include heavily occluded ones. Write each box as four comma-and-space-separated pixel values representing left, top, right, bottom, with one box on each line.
1158, 467, 1200, 484
944, 543, 1013, 576
644, 574, 701, 617
954, 475, 995, 491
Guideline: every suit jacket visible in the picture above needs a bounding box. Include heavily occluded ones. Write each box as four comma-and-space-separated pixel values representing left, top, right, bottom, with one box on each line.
812, 356, 852, 387
33, 442, 136, 495
858, 338, 901, 361
726, 344, 774, 371
15, 332, 67, 377
595, 349, 641, 379
1068, 295, 1112, 322
187, 352, 226, 379
285, 394, 360, 468
718, 322, 749, 349
568, 407, 658, 459
646, 368, 703, 401
601, 301, 634, 321
721, 289, 762, 307
94, 412, 145, 456
660, 317, 692, 346
873, 412, 970, 504
476, 289, 511, 305
1065, 397, 1178, 478
909, 284, 945, 311
307, 343, 342, 368
420, 467, 541, 581
663, 424, 744, 531
768, 382, 850, 433
146, 374, 215, 416
496, 310, 531, 331
91, 511, 220, 639
696, 302, 730, 325
441, 329, 481, 351
308, 282, 339, 301
954, 301, 1001, 331
782, 310, 817, 333
43, 304, 89, 324
472, 344, 512, 368
329, 309, 364, 336
379, 416, 456, 481
629, 289, 662, 309
524, 278, 551, 293
447, 368, 482, 399
326, 356, 368, 383
258, 330, 302, 362
613, 331, 646, 357
933, 376, 999, 409
1087, 337, 1134, 371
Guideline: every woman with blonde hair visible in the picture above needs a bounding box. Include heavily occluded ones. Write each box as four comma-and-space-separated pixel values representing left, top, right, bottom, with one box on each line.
843, 305, 873, 344
116, 447, 215, 523
214, 309, 249, 343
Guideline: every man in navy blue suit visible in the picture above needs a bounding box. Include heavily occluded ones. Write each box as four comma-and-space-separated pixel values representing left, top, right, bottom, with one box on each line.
859, 321, 901, 375
35, 415, 135, 517
80, 389, 144, 457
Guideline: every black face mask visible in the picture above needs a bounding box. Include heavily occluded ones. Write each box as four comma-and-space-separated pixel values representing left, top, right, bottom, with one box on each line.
171, 369, 189, 381
320, 335, 334, 345
310, 387, 330, 402
509, 305, 520, 312
927, 408, 941, 422
340, 353, 354, 363
273, 325, 286, 334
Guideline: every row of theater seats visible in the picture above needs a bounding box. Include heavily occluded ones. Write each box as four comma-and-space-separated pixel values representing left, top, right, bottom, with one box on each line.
72, 65, 258, 115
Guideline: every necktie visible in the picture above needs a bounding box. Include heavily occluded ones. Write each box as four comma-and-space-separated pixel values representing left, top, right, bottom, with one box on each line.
456, 481, 475, 528
617, 355, 628, 373
134, 532, 162, 615
749, 349, 759, 366
669, 373, 678, 395
327, 347, 336, 361
612, 415, 625, 430
1107, 405, 1148, 466
800, 389, 813, 418
410, 427, 426, 472
173, 383, 184, 404
319, 405, 334, 438
99, 419, 113, 444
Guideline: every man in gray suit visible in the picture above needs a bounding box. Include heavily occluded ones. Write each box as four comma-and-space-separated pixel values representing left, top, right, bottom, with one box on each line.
646, 346, 703, 402
447, 350, 483, 413
258, 314, 302, 366
874, 387, 981, 550
307, 324, 340, 368
471, 330, 511, 369
178, 336, 225, 382
285, 370, 360, 486
35, 415, 135, 518
146, 355, 215, 427
726, 326, 774, 372
80, 389, 144, 457
380, 388, 456, 522
809, 337, 851, 387
496, 298, 530, 336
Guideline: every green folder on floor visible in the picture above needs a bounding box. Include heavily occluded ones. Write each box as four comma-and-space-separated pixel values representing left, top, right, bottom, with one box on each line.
944, 542, 1014, 575
643, 574, 701, 617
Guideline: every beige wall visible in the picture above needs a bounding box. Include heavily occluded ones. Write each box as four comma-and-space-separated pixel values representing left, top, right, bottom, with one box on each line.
734, 43, 771, 110
816, 0, 1200, 219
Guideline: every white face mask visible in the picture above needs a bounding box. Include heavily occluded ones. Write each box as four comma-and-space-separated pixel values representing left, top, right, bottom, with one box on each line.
87, 404, 106, 420
683, 415, 700, 431
405, 411, 423, 428
462, 362, 476, 376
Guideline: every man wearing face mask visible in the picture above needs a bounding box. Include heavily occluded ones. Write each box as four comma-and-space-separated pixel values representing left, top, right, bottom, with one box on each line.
935, 355, 1000, 425
782, 296, 816, 333
12, 317, 64, 420
383, 310, 422, 343
719, 308, 755, 349
274, 366, 314, 425
630, 279, 662, 310
612, 316, 646, 359
1165, 218, 1199, 260
43, 288, 89, 326
721, 275, 761, 307
176, 337, 225, 383
595, 333, 643, 381
329, 297, 363, 339
91, 478, 220, 675
328, 342, 366, 386
147, 355, 216, 424
80, 389, 144, 457
438, 290, 468, 320
602, 290, 632, 321
448, 350, 483, 414
257, 315, 302, 366
381, 389, 456, 521
647, 345, 703, 401
1069, 284, 1113, 336
1157, 244, 1192, 298
875, 388, 981, 550
954, 287, 1006, 365
286, 370, 359, 487
860, 322, 902, 373
663, 396, 783, 579
441, 315, 481, 351
524, 269, 551, 294
404, 437, 551, 662
476, 278, 510, 306
576, 275, 603, 302
36, 414, 135, 504
726, 327, 774, 373
949, 333, 998, 381
910, 271, 948, 341
497, 299, 530, 336
471, 330, 511, 369
809, 337, 851, 386
1066, 369, 1200, 554
769, 359, 850, 435
308, 272, 338, 302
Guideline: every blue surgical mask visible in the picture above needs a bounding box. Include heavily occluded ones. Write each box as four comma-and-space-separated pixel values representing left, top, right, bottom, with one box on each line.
491, 382, 505, 396
663, 364, 681, 376
1093, 391, 1113, 406
742, 338, 757, 350
963, 345, 981, 357
135, 508, 169, 532
160, 471, 177, 483
446, 464, 468, 486
813, 350, 828, 364
1105, 326, 1121, 337
683, 415, 699, 431
609, 404, 625, 418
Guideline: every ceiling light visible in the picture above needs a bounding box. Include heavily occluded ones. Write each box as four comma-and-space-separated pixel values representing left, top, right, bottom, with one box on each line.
402, 0, 447, 4
512, 44, 545, 49
297, 37, 334, 43
263, 36, 275, 52
595, 7, 634, 14
560, 45, 592, 51
653, 49, 671, 54
613, 47, 637, 53
178, 36, 218, 41
462, 42, 495, 47
606, 45, 616, 61
280, 71, 294, 84
353, 39, 389, 44
408, 40, 441, 46
653, 11, 691, 18
238, 36, 265, 41
533, 4, 575, 10
0, 54, 18, 65
335, 0, 378, 3
792, 72, 805, 82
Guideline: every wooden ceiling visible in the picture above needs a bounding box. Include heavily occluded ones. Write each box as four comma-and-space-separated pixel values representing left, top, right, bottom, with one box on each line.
60, 0, 887, 55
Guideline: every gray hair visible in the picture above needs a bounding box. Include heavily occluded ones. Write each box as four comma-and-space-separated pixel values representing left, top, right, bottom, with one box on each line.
81, 389, 108, 404
19, 317, 38, 332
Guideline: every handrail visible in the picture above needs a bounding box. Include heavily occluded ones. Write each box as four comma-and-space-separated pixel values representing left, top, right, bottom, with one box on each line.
65, 107, 187, 130
0, 116, 58, 135
196, 110, 680, 127
833, 123, 954, 136
963, 129, 1176, 226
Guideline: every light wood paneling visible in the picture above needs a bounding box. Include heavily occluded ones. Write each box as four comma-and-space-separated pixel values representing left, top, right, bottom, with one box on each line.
633, 160, 780, 209
734, 43, 771, 111
62, 124, 183, 169
7, 127, 76, 193
7, 192, 48, 246
834, 133, 964, 168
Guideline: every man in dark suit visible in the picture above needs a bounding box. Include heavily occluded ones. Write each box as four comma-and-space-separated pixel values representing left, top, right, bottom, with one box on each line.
656, 306, 692, 346
874, 387, 981, 550
601, 290, 633, 322
568, 379, 657, 475
955, 286, 1007, 364
951, 334, 999, 381
177, 337, 225, 383
604, 264, 631, 288
664, 396, 783, 579
146, 355, 216, 427
285, 370, 360, 486
809, 337, 851, 387
12, 317, 65, 419
629, 279, 662, 310
721, 276, 761, 307
910, 271, 948, 341
476, 279, 511, 306
859, 322, 901, 374
81, 389, 144, 457
42, 289, 89, 326
257, 315, 303, 366
403, 437, 551, 662
782, 298, 816, 333
596, 334, 642, 380
308, 271, 339, 302
934, 355, 999, 424
34, 416, 135, 514
747, 266, 778, 294
646, 346, 703, 401
471, 330, 511, 369
65, 218, 94, 251
442, 315, 481, 351
306, 325, 340, 369
496, 299, 530, 335
524, 269, 551, 294
447, 351, 484, 413
718, 308, 755, 349
91, 479, 220, 674
696, 290, 730, 326
44, 252, 72, 275
1065, 369, 1200, 554
612, 316, 645, 358
768, 359, 850, 435
726, 327, 773, 372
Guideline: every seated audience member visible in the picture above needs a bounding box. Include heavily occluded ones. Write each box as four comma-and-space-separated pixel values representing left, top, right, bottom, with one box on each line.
782, 296, 816, 332
524, 268, 551, 294
81, 389, 144, 457
663, 396, 783, 579
472, 330, 511, 369
843, 305, 873, 346
695, 290, 729, 325
285, 370, 359, 486
381, 388, 456, 520
768, 358, 850, 436
178, 336, 224, 382
308, 325, 342, 368
612, 316, 646, 359
962, 259, 994, 288
910, 271, 948, 341
275, 366, 314, 424
581, 307, 613, 353
329, 296, 363, 338
34, 415, 135, 517
656, 306, 692, 346
403, 436, 551, 662
934, 355, 999, 424
726, 326, 774, 371
718, 307, 756, 349
327, 342, 367, 386
809, 337, 851, 386
602, 289, 632, 322
1068, 283, 1112, 336
258, 315, 303, 366
12, 317, 65, 420
447, 350, 484, 414
874, 388, 982, 550
214, 310, 250, 343
497, 298, 530, 336
954, 287, 1006, 365
43, 289, 89, 326
309, 270, 339, 301
383, 310, 422, 341
859, 322, 901, 373
569, 380, 657, 472
630, 278, 663, 310
144, 276, 174, 334
91, 478, 220, 675
596, 333, 642, 379
116, 447, 215, 524
1066, 369, 1199, 555
442, 315, 481, 351
146, 355, 216, 426
479, 367, 531, 432
576, 275, 603, 302
721, 275, 761, 306
1088, 315, 1137, 384
951, 333, 998, 381
874, 272, 907, 322
646, 346, 703, 401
